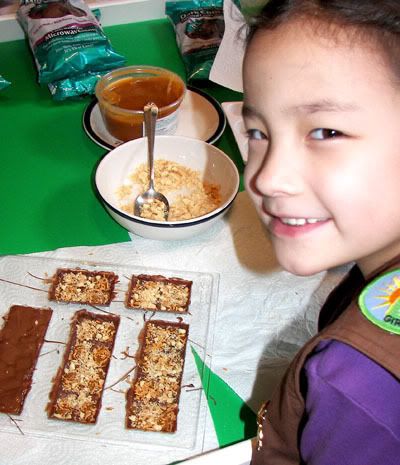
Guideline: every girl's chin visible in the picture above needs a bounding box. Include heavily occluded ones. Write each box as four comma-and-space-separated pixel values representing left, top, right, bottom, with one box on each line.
280, 262, 324, 276
272, 246, 329, 276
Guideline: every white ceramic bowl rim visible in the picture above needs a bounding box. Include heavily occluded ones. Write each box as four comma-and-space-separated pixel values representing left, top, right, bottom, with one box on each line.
94, 135, 240, 228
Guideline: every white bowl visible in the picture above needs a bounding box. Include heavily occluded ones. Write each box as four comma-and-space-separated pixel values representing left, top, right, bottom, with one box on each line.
95, 135, 240, 240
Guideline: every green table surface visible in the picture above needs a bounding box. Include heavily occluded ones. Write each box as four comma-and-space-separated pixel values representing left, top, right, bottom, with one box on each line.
0, 18, 244, 256
0, 18, 257, 452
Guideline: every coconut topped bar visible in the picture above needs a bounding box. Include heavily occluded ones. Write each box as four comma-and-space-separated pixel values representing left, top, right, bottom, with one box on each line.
47, 309, 120, 424
48, 268, 119, 306
125, 274, 192, 313
126, 320, 189, 432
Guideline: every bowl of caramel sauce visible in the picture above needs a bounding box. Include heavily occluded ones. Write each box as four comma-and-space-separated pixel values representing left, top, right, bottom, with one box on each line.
95, 66, 186, 142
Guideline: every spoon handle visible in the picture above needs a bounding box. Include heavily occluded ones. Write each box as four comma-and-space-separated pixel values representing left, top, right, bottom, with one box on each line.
144, 103, 159, 190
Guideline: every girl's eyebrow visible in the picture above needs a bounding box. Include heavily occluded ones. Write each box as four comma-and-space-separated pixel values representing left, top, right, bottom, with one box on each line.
284, 99, 360, 115
242, 99, 360, 119
242, 103, 263, 119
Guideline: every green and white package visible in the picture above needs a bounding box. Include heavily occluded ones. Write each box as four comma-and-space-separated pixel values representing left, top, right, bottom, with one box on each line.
48, 69, 108, 101
17, 0, 126, 99
166, 0, 224, 81
0, 75, 11, 90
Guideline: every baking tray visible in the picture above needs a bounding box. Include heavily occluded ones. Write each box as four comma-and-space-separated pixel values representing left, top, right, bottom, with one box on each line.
0, 255, 219, 454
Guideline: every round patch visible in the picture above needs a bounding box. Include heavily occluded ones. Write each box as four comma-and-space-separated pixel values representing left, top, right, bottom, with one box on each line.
358, 268, 400, 335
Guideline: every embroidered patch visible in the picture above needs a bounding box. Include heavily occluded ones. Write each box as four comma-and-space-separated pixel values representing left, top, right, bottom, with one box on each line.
358, 268, 400, 335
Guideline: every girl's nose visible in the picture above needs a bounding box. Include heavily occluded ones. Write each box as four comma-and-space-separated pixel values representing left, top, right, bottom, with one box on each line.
254, 145, 303, 198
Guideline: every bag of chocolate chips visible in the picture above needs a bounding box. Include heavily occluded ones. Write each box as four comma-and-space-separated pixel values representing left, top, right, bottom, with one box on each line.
166, 0, 224, 81
17, 0, 126, 100
0, 75, 11, 90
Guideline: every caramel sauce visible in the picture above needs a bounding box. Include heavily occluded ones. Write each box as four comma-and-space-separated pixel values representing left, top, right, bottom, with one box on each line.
102, 76, 183, 110
100, 75, 185, 141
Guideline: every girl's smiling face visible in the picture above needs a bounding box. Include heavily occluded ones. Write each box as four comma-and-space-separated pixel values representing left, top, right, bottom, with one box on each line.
243, 19, 400, 277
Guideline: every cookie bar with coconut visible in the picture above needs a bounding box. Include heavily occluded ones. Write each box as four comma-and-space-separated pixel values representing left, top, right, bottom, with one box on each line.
126, 320, 189, 432
47, 309, 119, 424
126, 274, 192, 313
49, 268, 118, 306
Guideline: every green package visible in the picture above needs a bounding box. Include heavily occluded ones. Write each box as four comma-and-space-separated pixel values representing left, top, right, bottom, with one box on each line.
48, 70, 108, 100
0, 75, 11, 90
166, 0, 224, 81
17, 0, 126, 99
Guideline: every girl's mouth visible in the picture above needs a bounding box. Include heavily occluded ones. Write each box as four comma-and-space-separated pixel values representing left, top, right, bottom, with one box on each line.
280, 217, 327, 226
269, 216, 330, 237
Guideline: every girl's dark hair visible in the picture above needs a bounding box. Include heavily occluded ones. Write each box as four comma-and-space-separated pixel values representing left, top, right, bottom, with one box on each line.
247, 1, 400, 79
248, 0, 400, 38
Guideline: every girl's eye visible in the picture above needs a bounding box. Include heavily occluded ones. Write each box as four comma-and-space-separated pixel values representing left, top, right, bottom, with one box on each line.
309, 128, 344, 140
246, 129, 267, 141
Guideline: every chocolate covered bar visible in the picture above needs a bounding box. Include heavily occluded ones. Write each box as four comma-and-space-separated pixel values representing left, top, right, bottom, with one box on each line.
0, 305, 53, 415
126, 320, 189, 432
125, 274, 192, 313
49, 268, 118, 306
47, 309, 119, 424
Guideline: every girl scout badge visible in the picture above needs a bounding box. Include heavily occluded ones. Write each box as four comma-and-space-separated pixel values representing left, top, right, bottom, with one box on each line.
359, 269, 400, 335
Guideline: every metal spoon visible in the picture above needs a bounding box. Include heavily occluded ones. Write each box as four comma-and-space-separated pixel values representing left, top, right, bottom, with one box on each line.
134, 102, 169, 220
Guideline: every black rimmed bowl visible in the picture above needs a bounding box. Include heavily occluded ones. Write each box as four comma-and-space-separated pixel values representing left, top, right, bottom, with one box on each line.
94, 135, 240, 240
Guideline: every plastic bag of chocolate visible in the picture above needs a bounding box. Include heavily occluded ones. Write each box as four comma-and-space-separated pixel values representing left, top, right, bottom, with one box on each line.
17, 0, 126, 99
0, 75, 11, 90
166, 0, 224, 81
48, 69, 107, 100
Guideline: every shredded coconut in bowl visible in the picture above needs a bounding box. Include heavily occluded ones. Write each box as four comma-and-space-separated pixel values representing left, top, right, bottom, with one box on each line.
116, 159, 222, 221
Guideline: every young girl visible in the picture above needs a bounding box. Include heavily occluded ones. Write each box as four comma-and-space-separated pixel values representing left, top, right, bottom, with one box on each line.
242, 1, 400, 463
